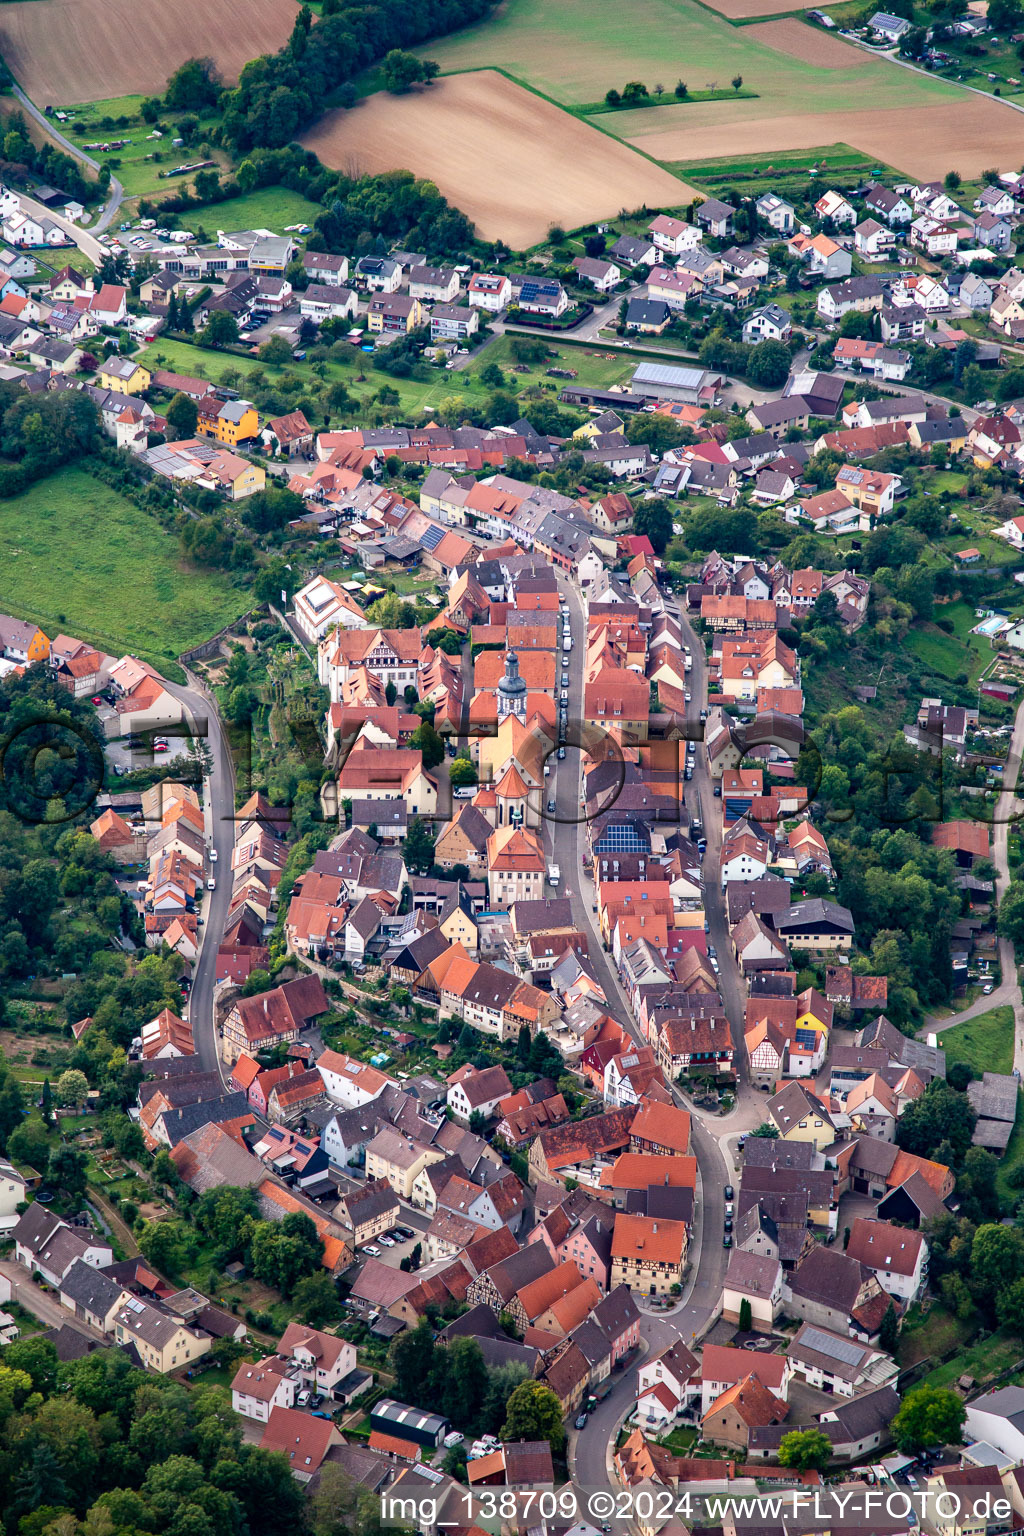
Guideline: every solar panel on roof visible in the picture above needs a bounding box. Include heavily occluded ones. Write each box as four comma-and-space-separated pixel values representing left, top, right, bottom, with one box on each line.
800, 1325, 863, 1366
794, 1028, 818, 1049
419, 524, 446, 550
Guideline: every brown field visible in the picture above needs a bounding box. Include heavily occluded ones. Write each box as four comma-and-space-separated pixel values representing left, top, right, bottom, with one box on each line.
625, 96, 1024, 180
0, 0, 299, 103
698, 0, 814, 18
302, 71, 697, 246
743, 19, 870, 66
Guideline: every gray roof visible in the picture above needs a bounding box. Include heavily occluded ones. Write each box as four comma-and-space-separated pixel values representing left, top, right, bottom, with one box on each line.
967, 1384, 1024, 1427
59, 1259, 125, 1315
631, 361, 706, 390
826, 1383, 901, 1442
115, 1296, 187, 1349
789, 1322, 874, 1382
157, 1092, 250, 1145
967, 1072, 1018, 1123
789, 1246, 870, 1311
776, 898, 855, 936
724, 1247, 780, 1298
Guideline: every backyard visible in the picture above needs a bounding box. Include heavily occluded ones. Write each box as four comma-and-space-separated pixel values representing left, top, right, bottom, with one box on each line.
937, 1005, 1015, 1076
139, 331, 640, 423
0, 466, 248, 675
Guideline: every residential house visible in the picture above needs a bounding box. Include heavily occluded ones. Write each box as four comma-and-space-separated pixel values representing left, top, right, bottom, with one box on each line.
845, 1217, 928, 1301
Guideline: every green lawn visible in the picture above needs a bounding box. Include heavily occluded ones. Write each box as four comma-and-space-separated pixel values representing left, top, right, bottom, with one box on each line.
0, 466, 248, 674
998, 1092, 1024, 1201
897, 1301, 977, 1369
192, 185, 323, 235
418, 0, 958, 125
938, 1005, 1015, 1077
907, 608, 993, 686
923, 1329, 1024, 1390
139, 331, 638, 425
671, 142, 886, 196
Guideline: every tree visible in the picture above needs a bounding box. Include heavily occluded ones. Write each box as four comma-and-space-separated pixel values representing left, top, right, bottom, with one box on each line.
46, 1145, 87, 1202
604, 88, 621, 107
249, 1213, 322, 1295
0, 1076, 25, 1147
443, 1445, 468, 1482
364, 592, 417, 629
389, 1318, 435, 1404
891, 1385, 966, 1453
748, 1122, 779, 1139
944, 170, 962, 190
738, 1298, 752, 1332
409, 721, 444, 769
449, 757, 477, 787
879, 1303, 899, 1354
621, 80, 649, 103
731, 74, 743, 91
402, 818, 436, 875
165, 392, 198, 440
426, 627, 462, 655
203, 310, 239, 348
989, 0, 1022, 30
55, 1069, 89, 1109
633, 498, 673, 553
998, 879, 1024, 946
970, 1223, 1024, 1314
258, 335, 293, 367
7, 1119, 50, 1167
292, 1271, 342, 1328
778, 1429, 832, 1472
501, 1379, 566, 1453
165, 56, 221, 110
747, 338, 791, 388
675, 79, 688, 97
996, 1276, 1024, 1334
897, 1079, 976, 1165
381, 50, 438, 92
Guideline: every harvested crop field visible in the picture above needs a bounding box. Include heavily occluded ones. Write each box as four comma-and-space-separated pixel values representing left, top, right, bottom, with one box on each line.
625, 95, 1020, 180
423, 0, 956, 122
743, 19, 870, 66
0, 0, 299, 102
697, 0, 813, 17
303, 71, 696, 246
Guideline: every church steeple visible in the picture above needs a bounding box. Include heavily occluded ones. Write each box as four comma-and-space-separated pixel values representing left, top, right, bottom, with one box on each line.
497, 647, 527, 721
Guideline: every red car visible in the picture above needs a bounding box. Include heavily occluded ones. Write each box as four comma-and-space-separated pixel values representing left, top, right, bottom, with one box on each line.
91, 695, 104, 705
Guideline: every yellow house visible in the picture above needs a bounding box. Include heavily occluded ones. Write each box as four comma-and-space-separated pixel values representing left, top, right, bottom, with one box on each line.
439, 898, 479, 952
13, 622, 52, 665
908, 419, 967, 454
113, 1298, 211, 1372
365, 1127, 443, 1200
211, 452, 265, 501
366, 295, 425, 334
98, 358, 151, 395
198, 397, 259, 447
791, 989, 830, 1072
766, 1081, 835, 1152
49, 267, 92, 303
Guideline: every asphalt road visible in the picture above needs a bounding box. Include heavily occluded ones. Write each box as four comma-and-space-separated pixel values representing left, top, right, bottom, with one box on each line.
926, 688, 1024, 1061
13, 85, 125, 238
549, 575, 729, 1492
161, 671, 237, 1087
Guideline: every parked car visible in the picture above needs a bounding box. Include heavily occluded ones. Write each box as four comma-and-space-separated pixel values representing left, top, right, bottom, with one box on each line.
574, 1412, 588, 1430
363, 1244, 381, 1257
724, 1184, 734, 1200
